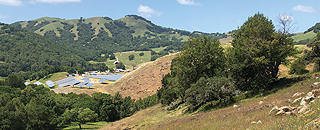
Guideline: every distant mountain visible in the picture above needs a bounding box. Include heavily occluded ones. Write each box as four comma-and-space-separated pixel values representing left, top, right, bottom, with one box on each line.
11, 15, 230, 61
0, 23, 88, 79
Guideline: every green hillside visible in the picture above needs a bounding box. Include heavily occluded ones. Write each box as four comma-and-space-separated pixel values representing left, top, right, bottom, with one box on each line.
0, 23, 88, 79
292, 22, 320, 45
11, 15, 229, 62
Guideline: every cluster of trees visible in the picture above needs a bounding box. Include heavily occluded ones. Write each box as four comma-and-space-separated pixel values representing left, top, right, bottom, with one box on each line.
0, 23, 89, 79
157, 13, 299, 111
0, 74, 159, 129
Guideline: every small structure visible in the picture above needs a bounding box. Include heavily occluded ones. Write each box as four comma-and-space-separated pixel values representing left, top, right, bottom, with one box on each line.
33, 81, 42, 86
55, 77, 81, 87
114, 61, 119, 64
76, 80, 91, 87
127, 70, 130, 72
24, 82, 30, 86
84, 83, 94, 88
46, 80, 55, 88
115, 69, 124, 73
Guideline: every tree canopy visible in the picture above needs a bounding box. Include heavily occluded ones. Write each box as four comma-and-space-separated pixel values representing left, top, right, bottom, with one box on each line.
228, 13, 298, 91
157, 36, 228, 107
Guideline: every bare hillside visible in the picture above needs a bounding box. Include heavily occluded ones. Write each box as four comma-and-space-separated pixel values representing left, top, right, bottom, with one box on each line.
102, 53, 177, 99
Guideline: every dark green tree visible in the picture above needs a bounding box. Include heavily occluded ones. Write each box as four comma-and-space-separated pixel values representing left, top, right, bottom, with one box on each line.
5, 74, 25, 89
185, 77, 234, 110
289, 58, 307, 75
158, 36, 226, 104
228, 13, 298, 91
109, 54, 116, 60
128, 54, 135, 61
116, 62, 125, 70
57, 108, 97, 129
139, 52, 144, 56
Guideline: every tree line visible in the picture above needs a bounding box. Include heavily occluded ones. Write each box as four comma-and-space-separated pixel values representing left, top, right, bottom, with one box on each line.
0, 74, 159, 129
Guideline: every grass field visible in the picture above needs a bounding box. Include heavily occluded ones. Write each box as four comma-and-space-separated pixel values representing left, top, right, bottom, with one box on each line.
90, 51, 152, 70
114, 51, 152, 70
292, 32, 317, 42
62, 121, 111, 130
151, 46, 167, 52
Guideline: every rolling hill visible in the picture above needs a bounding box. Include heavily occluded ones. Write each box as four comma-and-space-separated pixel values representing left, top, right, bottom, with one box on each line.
11, 15, 230, 61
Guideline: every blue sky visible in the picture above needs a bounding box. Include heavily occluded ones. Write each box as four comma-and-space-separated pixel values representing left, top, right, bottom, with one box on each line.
0, 0, 319, 33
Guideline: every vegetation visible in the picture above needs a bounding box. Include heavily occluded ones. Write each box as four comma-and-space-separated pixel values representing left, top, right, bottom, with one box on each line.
0, 23, 88, 80
158, 13, 299, 112
128, 54, 135, 61
0, 74, 159, 130
303, 32, 320, 72
229, 13, 298, 91
116, 62, 125, 70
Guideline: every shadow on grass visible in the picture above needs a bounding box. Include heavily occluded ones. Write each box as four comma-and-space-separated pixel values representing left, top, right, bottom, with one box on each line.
197, 75, 310, 113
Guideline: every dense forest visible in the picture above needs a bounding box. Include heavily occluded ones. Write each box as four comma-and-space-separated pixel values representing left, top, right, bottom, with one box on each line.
0, 23, 88, 79
0, 74, 159, 129
0, 23, 120, 79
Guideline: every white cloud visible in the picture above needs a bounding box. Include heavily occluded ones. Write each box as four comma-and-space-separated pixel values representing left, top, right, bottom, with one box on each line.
0, 14, 10, 18
293, 5, 316, 13
0, 0, 23, 6
138, 5, 162, 18
35, 0, 81, 3
176, 0, 201, 6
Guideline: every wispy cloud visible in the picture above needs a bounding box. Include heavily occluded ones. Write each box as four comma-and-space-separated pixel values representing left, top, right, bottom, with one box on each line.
138, 5, 162, 18
35, 0, 81, 4
0, 0, 23, 6
176, 0, 201, 6
0, 14, 10, 18
190, 26, 201, 30
293, 5, 316, 13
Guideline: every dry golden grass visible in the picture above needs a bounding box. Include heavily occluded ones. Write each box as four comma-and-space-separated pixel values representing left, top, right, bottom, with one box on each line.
101, 53, 177, 99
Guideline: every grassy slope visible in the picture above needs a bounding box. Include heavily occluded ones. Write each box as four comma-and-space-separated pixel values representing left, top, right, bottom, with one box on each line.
102, 53, 176, 99
101, 73, 320, 130
63, 121, 111, 130
118, 16, 151, 37
19, 16, 190, 42
89, 51, 152, 69
28, 72, 68, 88
292, 32, 317, 42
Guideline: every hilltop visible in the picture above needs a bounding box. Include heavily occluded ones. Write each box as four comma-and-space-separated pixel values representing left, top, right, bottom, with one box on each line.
10, 15, 230, 62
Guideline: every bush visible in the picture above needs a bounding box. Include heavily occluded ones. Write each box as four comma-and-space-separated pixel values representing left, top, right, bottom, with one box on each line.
289, 58, 307, 75
150, 55, 158, 61
139, 52, 144, 56
128, 54, 134, 61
